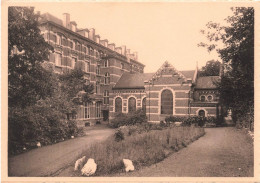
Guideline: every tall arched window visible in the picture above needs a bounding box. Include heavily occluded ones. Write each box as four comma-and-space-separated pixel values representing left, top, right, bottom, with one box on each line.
128, 97, 136, 113
105, 72, 110, 84
104, 59, 109, 67
115, 97, 122, 113
142, 97, 146, 113
161, 89, 173, 114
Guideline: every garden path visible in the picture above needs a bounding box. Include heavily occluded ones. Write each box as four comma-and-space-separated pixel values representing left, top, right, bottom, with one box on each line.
8, 124, 115, 177
114, 127, 254, 177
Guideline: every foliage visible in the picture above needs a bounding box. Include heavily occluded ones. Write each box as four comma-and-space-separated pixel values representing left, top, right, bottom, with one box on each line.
8, 7, 93, 155
199, 60, 221, 76
8, 7, 54, 108
109, 109, 147, 128
79, 126, 205, 176
199, 7, 254, 125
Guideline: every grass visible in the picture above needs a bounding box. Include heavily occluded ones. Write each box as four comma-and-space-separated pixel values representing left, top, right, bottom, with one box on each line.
78, 126, 205, 176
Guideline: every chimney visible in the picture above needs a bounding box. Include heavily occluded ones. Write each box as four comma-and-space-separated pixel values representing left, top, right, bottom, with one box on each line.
100, 39, 108, 47
121, 45, 126, 56
126, 49, 131, 55
108, 43, 115, 51
95, 35, 100, 44
89, 28, 95, 41
63, 13, 70, 29
115, 47, 122, 54
133, 52, 138, 60
70, 21, 77, 32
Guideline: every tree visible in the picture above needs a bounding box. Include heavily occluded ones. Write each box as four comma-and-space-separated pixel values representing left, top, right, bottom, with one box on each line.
8, 7, 54, 107
199, 7, 254, 124
199, 60, 221, 76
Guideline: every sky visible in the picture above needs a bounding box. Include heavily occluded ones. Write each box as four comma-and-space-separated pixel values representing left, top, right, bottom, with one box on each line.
33, 2, 235, 73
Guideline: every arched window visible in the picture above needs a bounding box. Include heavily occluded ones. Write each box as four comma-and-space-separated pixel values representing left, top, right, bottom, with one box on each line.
161, 89, 173, 114
128, 97, 136, 113
104, 90, 109, 104
105, 72, 110, 84
142, 97, 146, 113
200, 95, 206, 102
115, 97, 122, 113
207, 95, 213, 101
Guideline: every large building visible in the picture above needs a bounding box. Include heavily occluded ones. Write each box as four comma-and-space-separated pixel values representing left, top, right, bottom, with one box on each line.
39, 12, 145, 125
111, 61, 221, 122
39, 12, 221, 125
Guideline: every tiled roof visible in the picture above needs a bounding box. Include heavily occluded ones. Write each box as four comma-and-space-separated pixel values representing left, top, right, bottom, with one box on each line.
195, 76, 220, 89
40, 13, 63, 26
180, 70, 195, 79
113, 73, 154, 89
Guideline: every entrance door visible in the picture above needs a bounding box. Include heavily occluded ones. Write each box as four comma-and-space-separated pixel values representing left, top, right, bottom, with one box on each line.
103, 110, 109, 121
198, 110, 205, 117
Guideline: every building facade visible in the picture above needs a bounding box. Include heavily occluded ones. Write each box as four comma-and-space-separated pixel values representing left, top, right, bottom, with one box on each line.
39, 12, 145, 125
111, 62, 221, 123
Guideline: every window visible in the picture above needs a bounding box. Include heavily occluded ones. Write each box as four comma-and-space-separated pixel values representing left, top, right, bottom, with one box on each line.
104, 90, 109, 104
83, 47, 86, 54
71, 57, 77, 68
161, 89, 173, 114
73, 41, 76, 50
207, 95, 213, 101
200, 95, 206, 102
96, 102, 101, 118
142, 97, 146, 113
128, 97, 136, 113
69, 41, 73, 49
121, 63, 124, 69
104, 60, 109, 67
115, 97, 122, 113
84, 102, 91, 119
104, 72, 110, 84
76, 44, 81, 51
86, 61, 90, 72
56, 35, 61, 45
89, 47, 94, 56
198, 110, 206, 117
96, 81, 100, 94
55, 53, 62, 66
96, 65, 100, 75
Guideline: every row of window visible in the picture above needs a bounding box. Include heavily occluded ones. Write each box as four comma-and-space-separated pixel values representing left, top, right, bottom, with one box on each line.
115, 97, 146, 113
200, 95, 213, 102
114, 89, 173, 115
53, 34, 104, 58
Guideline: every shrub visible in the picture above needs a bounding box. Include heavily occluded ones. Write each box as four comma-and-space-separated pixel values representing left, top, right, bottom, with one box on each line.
82, 126, 205, 176
114, 130, 125, 142
109, 109, 147, 128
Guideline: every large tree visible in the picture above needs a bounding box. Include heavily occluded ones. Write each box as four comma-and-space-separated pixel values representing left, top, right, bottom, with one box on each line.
199, 7, 254, 123
8, 6, 54, 107
199, 60, 221, 76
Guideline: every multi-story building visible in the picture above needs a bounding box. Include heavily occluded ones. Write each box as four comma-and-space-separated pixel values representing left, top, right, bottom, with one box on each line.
39, 12, 145, 125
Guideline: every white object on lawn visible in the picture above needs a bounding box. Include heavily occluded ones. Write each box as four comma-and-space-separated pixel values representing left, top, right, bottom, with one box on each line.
123, 159, 135, 172
74, 156, 86, 171
36, 142, 41, 147
81, 158, 97, 176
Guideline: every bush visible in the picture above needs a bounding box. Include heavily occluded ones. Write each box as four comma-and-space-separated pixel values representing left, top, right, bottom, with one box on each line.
82, 126, 205, 176
114, 130, 125, 142
8, 106, 84, 155
109, 109, 147, 128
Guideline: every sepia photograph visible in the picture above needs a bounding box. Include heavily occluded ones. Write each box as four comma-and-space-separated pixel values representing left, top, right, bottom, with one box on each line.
1, 0, 259, 181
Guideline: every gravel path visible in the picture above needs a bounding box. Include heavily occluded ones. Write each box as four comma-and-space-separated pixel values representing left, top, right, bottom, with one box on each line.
114, 127, 253, 177
8, 125, 115, 177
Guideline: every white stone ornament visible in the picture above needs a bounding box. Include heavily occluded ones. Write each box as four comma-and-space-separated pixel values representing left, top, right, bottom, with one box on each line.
74, 156, 86, 171
36, 142, 41, 147
81, 158, 97, 176
123, 159, 135, 172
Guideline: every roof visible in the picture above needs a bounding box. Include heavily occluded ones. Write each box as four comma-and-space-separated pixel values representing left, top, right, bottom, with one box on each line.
195, 76, 220, 89
40, 13, 63, 26
113, 73, 154, 89
179, 70, 196, 79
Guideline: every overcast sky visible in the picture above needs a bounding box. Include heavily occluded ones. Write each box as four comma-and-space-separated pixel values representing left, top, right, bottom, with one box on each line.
34, 2, 235, 73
